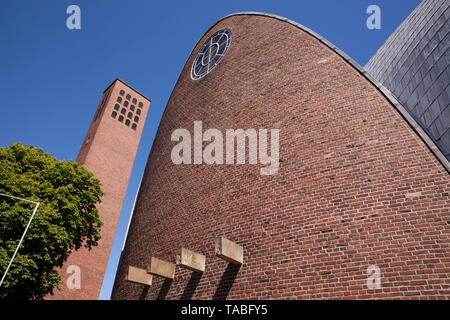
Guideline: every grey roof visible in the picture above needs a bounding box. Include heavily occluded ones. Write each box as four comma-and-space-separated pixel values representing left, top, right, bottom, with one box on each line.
365, 0, 449, 163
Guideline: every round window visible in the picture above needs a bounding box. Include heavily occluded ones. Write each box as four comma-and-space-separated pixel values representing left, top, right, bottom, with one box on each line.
191, 29, 232, 80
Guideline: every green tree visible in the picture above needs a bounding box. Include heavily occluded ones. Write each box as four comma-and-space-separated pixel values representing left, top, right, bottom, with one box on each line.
0, 143, 104, 299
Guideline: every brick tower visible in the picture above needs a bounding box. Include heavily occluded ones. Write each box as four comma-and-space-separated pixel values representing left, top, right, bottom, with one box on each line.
49, 79, 150, 299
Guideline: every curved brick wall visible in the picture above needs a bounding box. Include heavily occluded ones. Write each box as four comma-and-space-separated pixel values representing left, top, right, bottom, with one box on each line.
112, 13, 450, 299
365, 0, 449, 160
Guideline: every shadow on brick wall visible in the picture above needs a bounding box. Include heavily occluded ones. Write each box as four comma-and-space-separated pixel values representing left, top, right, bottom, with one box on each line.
181, 272, 203, 300
212, 264, 241, 300
157, 279, 173, 300
138, 286, 149, 300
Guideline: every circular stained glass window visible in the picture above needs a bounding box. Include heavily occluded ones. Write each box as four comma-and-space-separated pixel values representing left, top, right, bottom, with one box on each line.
191, 29, 232, 80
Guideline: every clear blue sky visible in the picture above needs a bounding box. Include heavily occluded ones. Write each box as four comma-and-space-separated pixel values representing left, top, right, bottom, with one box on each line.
0, 0, 421, 299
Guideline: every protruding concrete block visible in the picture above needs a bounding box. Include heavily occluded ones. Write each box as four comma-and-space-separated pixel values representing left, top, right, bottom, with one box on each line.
215, 236, 243, 265
147, 257, 176, 279
176, 248, 206, 273
125, 266, 152, 286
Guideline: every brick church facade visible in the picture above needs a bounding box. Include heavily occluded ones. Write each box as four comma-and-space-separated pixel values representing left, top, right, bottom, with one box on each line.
111, 13, 449, 299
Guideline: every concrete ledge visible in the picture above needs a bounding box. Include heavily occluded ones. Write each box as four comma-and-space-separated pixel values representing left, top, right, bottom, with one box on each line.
176, 247, 206, 273
125, 266, 152, 286
147, 257, 176, 279
215, 236, 243, 265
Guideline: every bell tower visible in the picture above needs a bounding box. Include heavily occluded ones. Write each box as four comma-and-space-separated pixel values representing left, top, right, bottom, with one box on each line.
48, 79, 150, 299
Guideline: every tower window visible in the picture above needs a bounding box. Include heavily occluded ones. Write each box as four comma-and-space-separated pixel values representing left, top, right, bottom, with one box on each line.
114, 104, 120, 111
119, 90, 125, 96
136, 109, 141, 115
118, 115, 124, 122
123, 100, 129, 107
117, 97, 122, 103
125, 119, 131, 126
130, 105, 135, 111
131, 123, 137, 130
138, 102, 143, 108
94, 89, 111, 121
126, 94, 131, 100
111, 111, 117, 118
134, 116, 139, 123
121, 108, 126, 115
127, 112, 133, 119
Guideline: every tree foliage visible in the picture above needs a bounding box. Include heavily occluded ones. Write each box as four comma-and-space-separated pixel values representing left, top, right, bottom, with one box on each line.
0, 143, 104, 299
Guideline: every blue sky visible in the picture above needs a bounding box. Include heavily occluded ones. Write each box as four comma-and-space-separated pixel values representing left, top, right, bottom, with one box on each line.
0, 0, 421, 299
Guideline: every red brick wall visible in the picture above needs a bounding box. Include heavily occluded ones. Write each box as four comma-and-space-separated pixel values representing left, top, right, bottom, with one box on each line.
48, 80, 150, 299
111, 15, 449, 300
